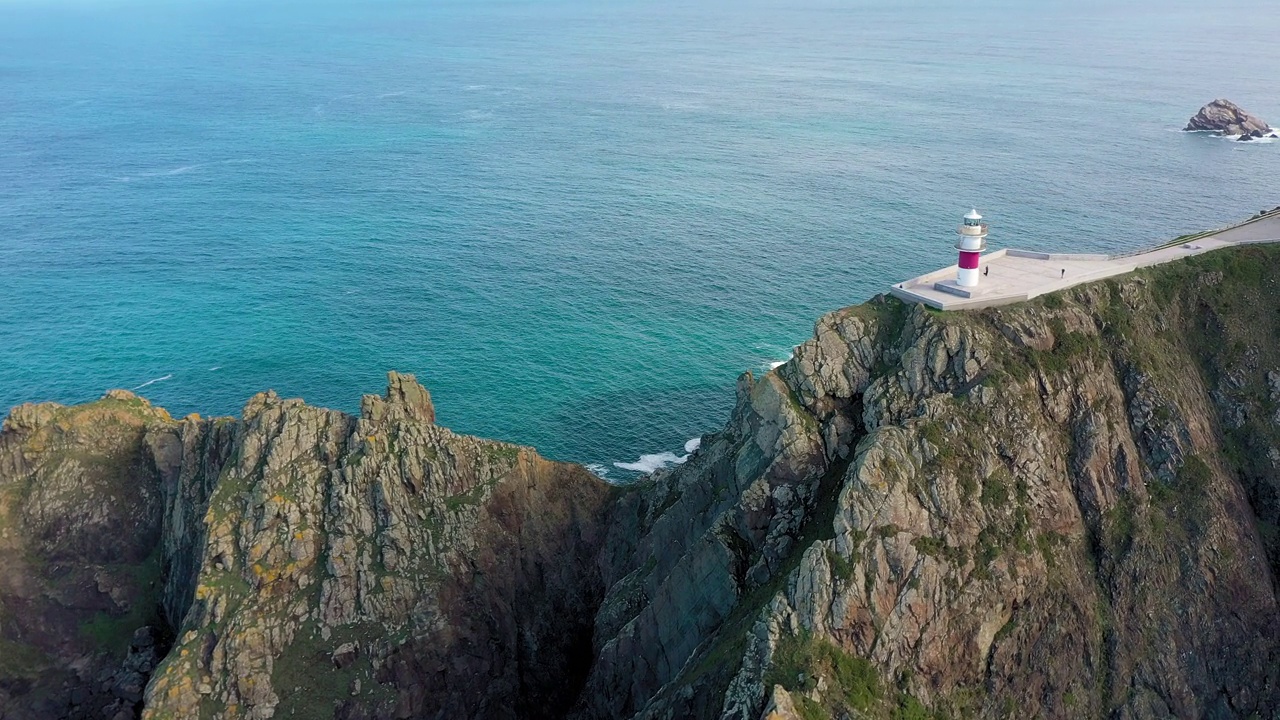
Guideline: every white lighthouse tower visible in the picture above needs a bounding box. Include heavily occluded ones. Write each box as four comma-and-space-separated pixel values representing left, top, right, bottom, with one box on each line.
955, 209, 988, 287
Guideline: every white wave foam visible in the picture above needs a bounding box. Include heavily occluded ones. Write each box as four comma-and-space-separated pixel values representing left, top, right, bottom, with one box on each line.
755, 343, 795, 372
766, 352, 793, 371
132, 374, 172, 391
121, 159, 253, 182
209, 366, 221, 371
614, 437, 703, 475
1223, 134, 1278, 144
1184, 128, 1279, 143
134, 163, 202, 178
585, 463, 610, 479
614, 451, 686, 474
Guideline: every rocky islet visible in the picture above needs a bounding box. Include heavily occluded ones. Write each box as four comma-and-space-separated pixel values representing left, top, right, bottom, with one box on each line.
1186, 98, 1278, 140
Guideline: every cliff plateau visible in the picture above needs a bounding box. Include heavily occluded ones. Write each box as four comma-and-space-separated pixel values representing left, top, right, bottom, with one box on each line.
1, 244, 1278, 719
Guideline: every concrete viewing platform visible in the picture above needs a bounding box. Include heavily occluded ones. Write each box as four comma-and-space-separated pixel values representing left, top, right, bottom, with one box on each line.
888, 210, 1280, 310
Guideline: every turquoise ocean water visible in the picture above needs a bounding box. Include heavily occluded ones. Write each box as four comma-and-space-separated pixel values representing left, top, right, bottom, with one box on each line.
2, 0, 1278, 478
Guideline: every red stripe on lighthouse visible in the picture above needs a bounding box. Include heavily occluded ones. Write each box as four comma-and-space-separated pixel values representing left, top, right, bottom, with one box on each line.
958, 250, 980, 270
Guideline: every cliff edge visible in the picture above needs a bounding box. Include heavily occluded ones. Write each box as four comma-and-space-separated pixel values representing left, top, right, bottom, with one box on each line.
2, 244, 1279, 719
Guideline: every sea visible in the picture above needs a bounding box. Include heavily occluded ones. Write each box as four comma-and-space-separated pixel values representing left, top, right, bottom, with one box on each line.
2, 0, 1278, 480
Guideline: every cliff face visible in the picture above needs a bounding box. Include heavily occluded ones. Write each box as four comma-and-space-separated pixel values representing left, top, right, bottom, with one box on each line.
0, 374, 615, 720
0, 392, 176, 720
578, 244, 1280, 719
1, 245, 1278, 720
141, 372, 616, 720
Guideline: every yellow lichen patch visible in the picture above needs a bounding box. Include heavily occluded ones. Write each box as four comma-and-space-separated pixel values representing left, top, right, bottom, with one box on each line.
248, 539, 273, 564
252, 562, 283, 585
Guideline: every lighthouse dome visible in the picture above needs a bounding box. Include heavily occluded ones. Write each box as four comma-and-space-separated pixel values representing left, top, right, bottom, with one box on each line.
964, 209, 982, 221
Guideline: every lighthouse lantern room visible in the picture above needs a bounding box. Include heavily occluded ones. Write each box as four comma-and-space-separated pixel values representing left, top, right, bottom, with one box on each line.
955, 209, 988, 287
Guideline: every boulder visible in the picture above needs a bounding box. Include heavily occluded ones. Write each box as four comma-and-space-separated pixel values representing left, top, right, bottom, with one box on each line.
1186, 98, 1272, 136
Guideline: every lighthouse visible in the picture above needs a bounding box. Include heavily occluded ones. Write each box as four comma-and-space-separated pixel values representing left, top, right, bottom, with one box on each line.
955, 209, 988, 287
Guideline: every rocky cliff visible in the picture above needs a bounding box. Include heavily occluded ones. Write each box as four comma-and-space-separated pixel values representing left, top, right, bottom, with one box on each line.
575, 243, 1280, 719
2, 245, 1279, 719
1, 374, 615, 720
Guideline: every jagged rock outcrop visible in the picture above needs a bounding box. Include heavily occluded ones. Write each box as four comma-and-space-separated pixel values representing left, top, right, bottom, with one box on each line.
1, 373, 614, 720
1185, 98, 1277, 140
3, 245, 1280, 719
141, 372, 614, 720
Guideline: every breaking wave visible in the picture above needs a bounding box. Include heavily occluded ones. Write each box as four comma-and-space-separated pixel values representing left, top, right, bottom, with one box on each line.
613, 436, 703, 475
613, 451, 685, 474
132, 374, 172, 391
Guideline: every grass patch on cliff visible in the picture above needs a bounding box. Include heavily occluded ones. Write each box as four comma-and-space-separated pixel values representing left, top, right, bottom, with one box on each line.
766, 631, 946, 720
443, 481, 490, 511
1025, 321, 1101, 375
827, 547, 856, 580
911, 535, 967, 566
0, 636, 51, 678
980, 474, 1009, 507
1151, 455, 1214, 537
765, 631, 880, 712
272, 622, 398, 718
78, 545, 165, 658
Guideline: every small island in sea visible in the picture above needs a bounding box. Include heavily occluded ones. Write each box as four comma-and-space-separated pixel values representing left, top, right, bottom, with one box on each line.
1186, 98, 1278, 140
